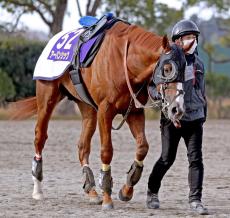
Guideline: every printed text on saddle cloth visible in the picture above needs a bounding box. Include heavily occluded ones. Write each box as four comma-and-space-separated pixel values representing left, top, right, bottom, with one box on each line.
48, 29, 83, 62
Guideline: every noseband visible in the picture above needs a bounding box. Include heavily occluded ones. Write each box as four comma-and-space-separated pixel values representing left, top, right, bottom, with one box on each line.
159, 83, 185, 118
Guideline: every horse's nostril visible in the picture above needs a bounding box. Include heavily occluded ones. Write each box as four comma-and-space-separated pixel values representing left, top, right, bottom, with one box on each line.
172, 107, 177, 114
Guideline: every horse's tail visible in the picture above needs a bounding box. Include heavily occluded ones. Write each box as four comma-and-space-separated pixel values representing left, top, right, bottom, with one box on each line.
9, 97, 37, 120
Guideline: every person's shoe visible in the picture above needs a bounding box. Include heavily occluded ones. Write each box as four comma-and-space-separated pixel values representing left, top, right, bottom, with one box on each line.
190, 201, 209, 215
146, 189, 160, 209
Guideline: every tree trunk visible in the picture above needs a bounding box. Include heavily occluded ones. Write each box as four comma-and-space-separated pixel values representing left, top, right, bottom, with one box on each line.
86, 0, 101, 16
50, 0, 68, 35
76, 0, 83, 17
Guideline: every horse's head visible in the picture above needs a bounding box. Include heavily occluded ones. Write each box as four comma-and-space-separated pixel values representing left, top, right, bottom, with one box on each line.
152, 36, 186, 128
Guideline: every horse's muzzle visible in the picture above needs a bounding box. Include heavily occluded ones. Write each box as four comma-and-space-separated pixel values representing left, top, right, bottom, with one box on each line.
169, 104, 184, 128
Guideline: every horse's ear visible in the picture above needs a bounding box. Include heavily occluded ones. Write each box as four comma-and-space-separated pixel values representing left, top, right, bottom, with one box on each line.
162, 35, 170, 52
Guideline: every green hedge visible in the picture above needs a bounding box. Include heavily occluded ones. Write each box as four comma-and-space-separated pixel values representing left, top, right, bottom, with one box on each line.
0, 35, 45, 100
206, 72, 230, 98
0, 68, 15, 105
0, 34, 230, 118
205, 72, 230, 119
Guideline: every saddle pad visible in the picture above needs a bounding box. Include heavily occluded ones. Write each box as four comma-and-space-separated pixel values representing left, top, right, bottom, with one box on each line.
33, 29, 83, 80
33, 28, 99, 81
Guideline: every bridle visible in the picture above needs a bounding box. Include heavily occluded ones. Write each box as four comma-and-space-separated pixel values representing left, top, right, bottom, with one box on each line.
159, 83, 185, 118
123, 40, 184, 110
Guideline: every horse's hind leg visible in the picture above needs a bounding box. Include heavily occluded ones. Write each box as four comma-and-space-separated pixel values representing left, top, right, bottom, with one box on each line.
32, 80, 63, 200
119, 110, 149, 202
77, 101, 101, 204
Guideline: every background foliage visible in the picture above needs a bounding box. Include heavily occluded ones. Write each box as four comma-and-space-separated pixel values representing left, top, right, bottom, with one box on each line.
0, 0, 229, 118
0, 35, 44, 101
0, 68, 15, 106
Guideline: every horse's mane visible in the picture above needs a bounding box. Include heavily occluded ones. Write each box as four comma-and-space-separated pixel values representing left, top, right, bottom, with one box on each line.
127, 24, 163, 51
108, 22, 163, 52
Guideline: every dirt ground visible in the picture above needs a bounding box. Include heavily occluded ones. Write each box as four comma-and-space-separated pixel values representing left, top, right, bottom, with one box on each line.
0, 120, 229, 218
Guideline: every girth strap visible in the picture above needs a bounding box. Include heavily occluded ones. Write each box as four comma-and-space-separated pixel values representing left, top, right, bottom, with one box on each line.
69, 69, 98, 110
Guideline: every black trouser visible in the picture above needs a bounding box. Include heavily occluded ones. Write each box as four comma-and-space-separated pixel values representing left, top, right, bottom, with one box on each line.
148, 119, 204, 203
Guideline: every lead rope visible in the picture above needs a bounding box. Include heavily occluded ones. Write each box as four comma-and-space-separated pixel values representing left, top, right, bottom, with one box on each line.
112, 99, 133, 130
112, 83, 145, 130
123, 40, 163, 109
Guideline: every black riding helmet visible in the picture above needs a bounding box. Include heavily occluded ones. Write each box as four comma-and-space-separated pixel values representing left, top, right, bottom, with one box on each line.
171, 20, 200, 42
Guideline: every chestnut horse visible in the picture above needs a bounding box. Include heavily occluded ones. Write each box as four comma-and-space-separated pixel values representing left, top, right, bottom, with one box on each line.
11, 21, 186, 209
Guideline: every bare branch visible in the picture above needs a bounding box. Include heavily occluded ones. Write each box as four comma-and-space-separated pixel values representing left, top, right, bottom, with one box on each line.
90, 0, 101, 16
37, 0, 54, 17
86, 0, 91, 15
76, 0, 82, 17
34, 7, 52, 26
0, 10, 24, 33
5, 0, 52, 26
10, 10, 24, 32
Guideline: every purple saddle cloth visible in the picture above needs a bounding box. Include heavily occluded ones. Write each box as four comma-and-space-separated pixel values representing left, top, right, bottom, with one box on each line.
79, 34, 102, 64
47, 29, 102, 65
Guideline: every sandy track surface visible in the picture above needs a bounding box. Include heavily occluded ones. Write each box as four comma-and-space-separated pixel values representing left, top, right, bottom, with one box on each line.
0, 120, 229, 217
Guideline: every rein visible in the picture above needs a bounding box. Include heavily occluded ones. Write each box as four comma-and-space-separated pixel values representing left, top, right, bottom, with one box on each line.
123, 40, 160, 109
112, 40, 150, 130
123, 40, 147, 108
112, 83, 144, 130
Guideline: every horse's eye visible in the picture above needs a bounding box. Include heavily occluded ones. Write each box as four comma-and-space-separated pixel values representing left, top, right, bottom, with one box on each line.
163, 63, 172, 77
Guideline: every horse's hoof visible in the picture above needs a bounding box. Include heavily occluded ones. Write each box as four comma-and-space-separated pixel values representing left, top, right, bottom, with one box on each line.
102, 192, 113, 209
102, 203, 114, 210
88, 189, 102, 204
32, 192, 44, 200
118, 185, 133, 202
89, 195, 102, 204
119, 189, 131, 201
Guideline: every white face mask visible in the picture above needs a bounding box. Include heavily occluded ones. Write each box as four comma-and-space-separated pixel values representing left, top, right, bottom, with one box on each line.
182, 39, 197, 54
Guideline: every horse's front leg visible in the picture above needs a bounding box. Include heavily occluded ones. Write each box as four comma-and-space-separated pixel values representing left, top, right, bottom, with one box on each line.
77, 101, 101, 204
97, 101, 115, 210
119, 109, 149, 201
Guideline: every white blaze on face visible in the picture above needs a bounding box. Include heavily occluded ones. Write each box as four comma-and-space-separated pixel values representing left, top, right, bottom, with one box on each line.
175, 82, 184, 112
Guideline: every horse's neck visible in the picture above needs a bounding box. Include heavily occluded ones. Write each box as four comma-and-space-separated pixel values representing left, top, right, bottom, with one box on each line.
127, 27, 163, 84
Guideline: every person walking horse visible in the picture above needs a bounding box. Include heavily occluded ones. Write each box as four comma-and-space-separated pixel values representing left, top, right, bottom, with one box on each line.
146, 19, 208, 215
